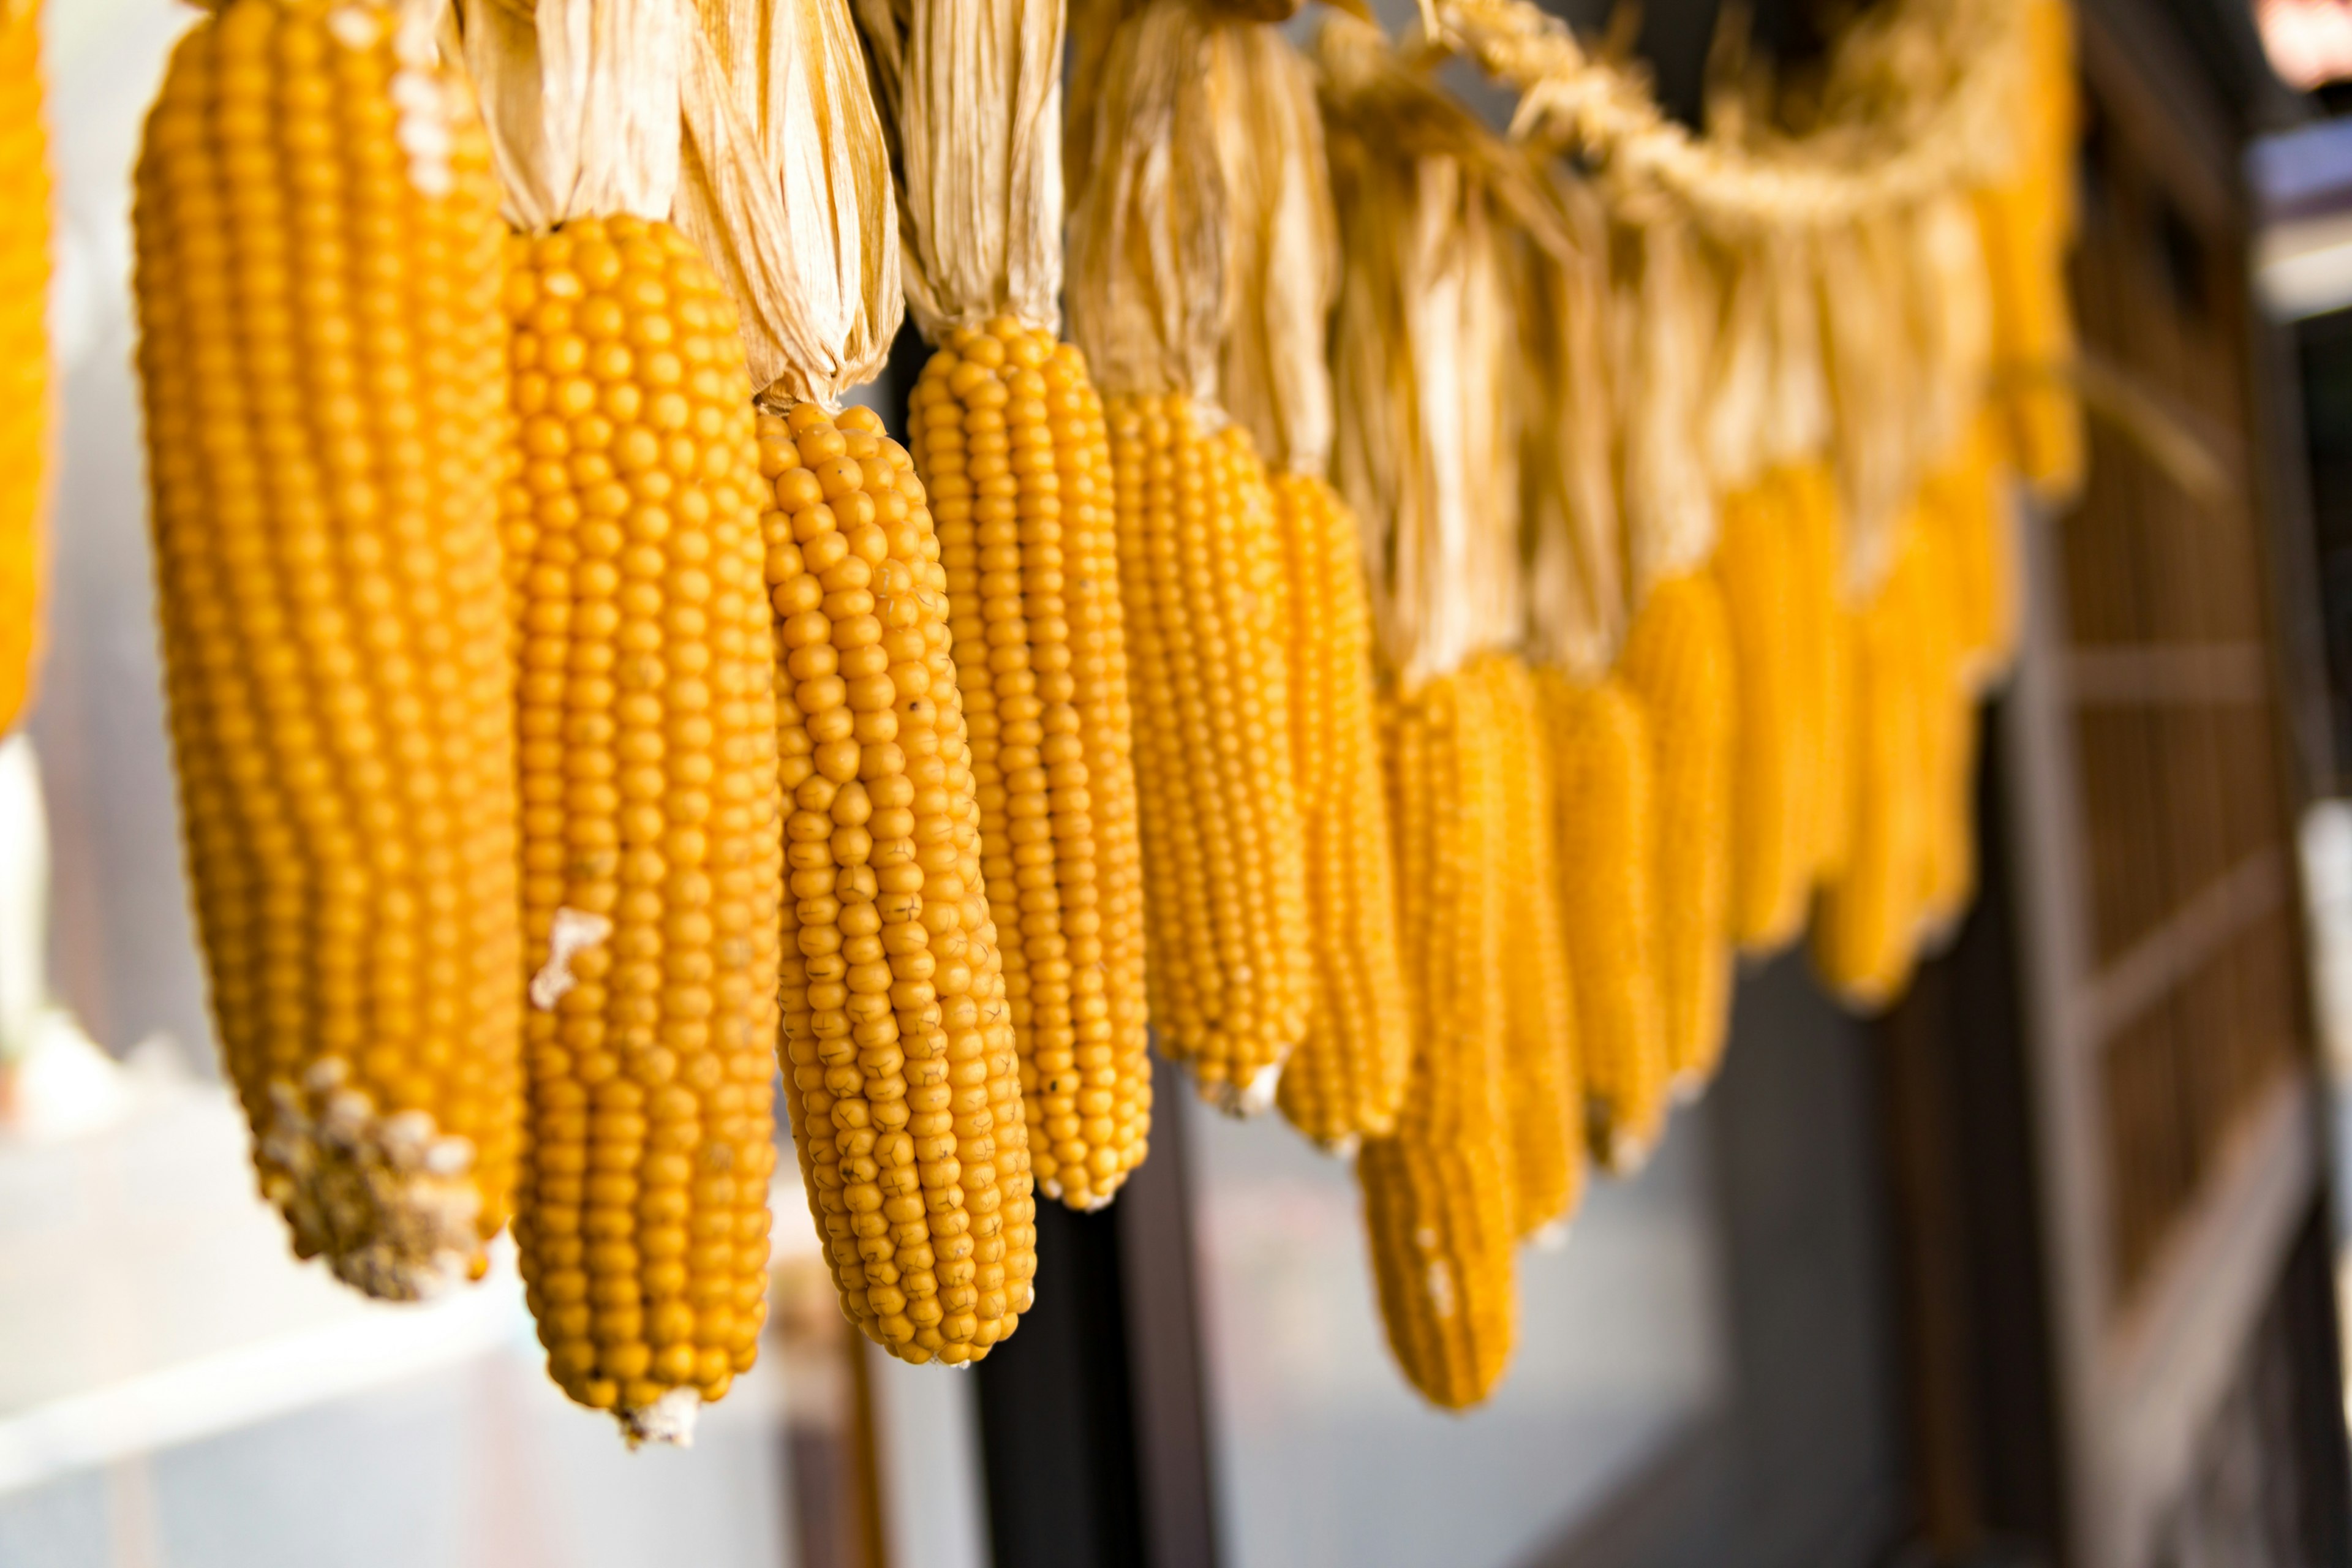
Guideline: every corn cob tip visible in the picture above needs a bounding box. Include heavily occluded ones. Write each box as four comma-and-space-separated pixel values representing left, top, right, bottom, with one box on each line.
260, 1063, 484, 1302
1205, 1059, 1285, 1118
619, 1387, 702, 1449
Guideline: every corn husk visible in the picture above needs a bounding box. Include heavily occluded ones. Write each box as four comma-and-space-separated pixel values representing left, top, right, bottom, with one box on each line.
1523, 169, 1622, 680
1701, 236, 1774, 496
669, 0, 902, 405
1818, 216, 1911, 600
458, 0, 682, 230
1214, 22, 1336, 475
1613, 208, 1717, 603
1322, 13, 1538, 690
852, 0, 1065, 337
1065, 0, 1227, 404
1761, 230, 1830, 470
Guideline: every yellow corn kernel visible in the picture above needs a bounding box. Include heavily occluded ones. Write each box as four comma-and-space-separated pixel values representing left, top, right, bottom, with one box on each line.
1714, 483, 1809, 953
502, 216, 781, 1441
1482, 655, 1581, 1239
766, 400, 1038, 1368
1814, 533, 1929, 1009
0, 0, 48, 739
1361, 667, 1515, 1410
1272, 472, 1411, 1150
907, 318, 1147, 1213
1618, 573, 1736, 1088
1925, 411, 2021, 683
132, 0, 520, 1300
1910, 510, 1976, 940
1106, 393, 1310, 1106
1784, 464, 1853, 887
1536, 671, 1668, 1172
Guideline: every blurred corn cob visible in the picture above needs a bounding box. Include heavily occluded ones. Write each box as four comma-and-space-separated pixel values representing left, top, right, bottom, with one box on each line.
0, 0, 49, 741
1213, 20, 1408, 1151
858, 0, 1150, 1212
1714, 481, 1810, 953
1068, 0, 1310, 1109
1784, 463, 1855, 889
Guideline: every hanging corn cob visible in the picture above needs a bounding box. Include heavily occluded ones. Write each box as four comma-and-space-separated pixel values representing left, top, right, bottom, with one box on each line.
1324, 13, 1575, 1405
0, 0, 48, 742
459, 0, 784, 1439
1066, 0, 1310, 1112
1976, 0, 2083, 502
1519, 166, 1661, 1175
134, 0, 521, 1300
673, 0, 1041, 1366
1613, 215, 1735, 1091
1910, 505, 1975, 942
1784, 462, 1856, 891
852, 0, 1148, 1214
1211, 21, 1408, 1153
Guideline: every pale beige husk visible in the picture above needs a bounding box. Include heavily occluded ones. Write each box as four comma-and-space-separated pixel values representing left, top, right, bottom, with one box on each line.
1213, 22, 1336, 475
1065, 0, 1227, 404
1611, 206, 1717, 603
456, 0, 682, 230
853, 0, 1066, 339
1700, 236, 1774, 496
1760, 230, 1830, 470
1321, 13, 1537, 690
671, 0, 902, 406
1521, 168, 1621, 680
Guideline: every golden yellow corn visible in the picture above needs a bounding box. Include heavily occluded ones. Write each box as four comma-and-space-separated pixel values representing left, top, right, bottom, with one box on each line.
0, 0, 48, 740
1360, 668, 1515, 1410
1482, 655, 1580, 1238
1910, 508, 1975, 938
500, 216, 781, 1441
1107, 394, 1310, 1106
1814, 533, 1929, 1009
1926, 411, 2021, 682
1784, 464, 1853, 888
1272, 471, 1410, 1150
1537, 671, 1668, 1172
767, 401, 1038, 1368
132, 0, 520, 1299
907, 318, 1148, 1212
1714, 483, 1809, 954
1617, 573, 1736, 1088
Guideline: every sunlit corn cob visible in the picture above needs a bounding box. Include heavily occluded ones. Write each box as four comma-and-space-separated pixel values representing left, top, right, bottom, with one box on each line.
1482, 655, 1580, 1240
907, 318, 1148, 1213
1814, 533, 1929, 1009
500, 217, 781, 1443
1107, 393, 1310, 1107
1537, 671, 1668, 1172
1272, 471, 1410, 1150
132, 0, 519, 1298
766, 400, 1038, 1367
1928, 412, 2021, 682
1714, 483, 1809, 953
1360, 667, 1515, 1410
1910, 510, 1975, 938
1784, 464, 1853, 888
1617, 573, 1736, 1088
0, 0, 48, 740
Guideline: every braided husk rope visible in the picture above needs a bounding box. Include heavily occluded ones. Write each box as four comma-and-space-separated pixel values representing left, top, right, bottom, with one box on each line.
1431, 0, 2024, 235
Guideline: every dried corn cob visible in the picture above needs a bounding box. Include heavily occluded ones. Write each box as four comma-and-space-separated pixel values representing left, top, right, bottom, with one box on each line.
1537, 671, 1668, 1170
1927, 410, 2021, 684
1483, 655, 1580, 1238
1068, 0, 1312, 1107
133, 0, 520, 1299
1784, 462, 1853, 888
1814, 530, 1929, 1008
1207, 23, 1407, 1150
1360, 668, 1515, 1411
906, 323, 1146, 1210
1911, 502, 1975, 940
1617, 573, 1735, 1088
1714, 482, 1809, 952
0, 0, 48, 741
500, 216, 782, 1442
767, 401, 1038, 1366
1271, 470, 1411, 1148
859, 0, 1150, 1211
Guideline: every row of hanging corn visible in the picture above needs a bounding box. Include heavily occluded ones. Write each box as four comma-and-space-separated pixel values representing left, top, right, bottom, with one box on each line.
0, 0, 2084, 1428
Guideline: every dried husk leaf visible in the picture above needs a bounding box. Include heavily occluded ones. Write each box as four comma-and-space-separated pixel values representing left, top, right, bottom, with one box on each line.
458, 0, 682, 231
1523, 169, 1621, 680
1819, 216, 1911, 598
671, 0, 903, 405
1065, 0, 1227, 404
1700, 235, 1773, 494
1907, 189, 1992, 470
1214, 23, 1337, 475
1613, 208, 1717, 602
1323, 14, 1525, 688
1761, 230, 1830, 469
853, 0, 1066, 339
